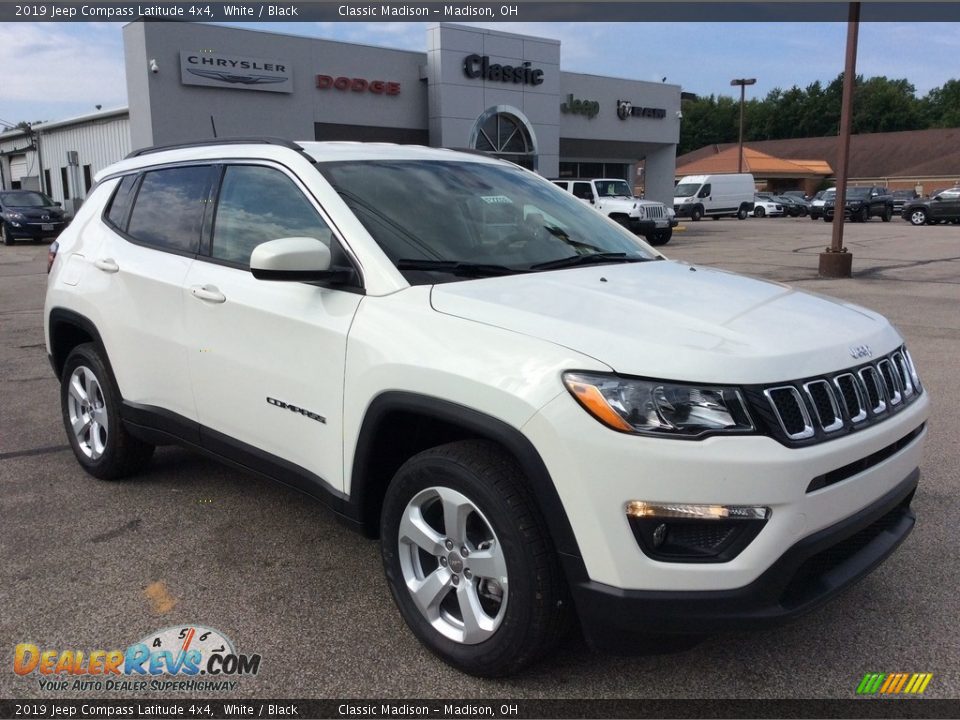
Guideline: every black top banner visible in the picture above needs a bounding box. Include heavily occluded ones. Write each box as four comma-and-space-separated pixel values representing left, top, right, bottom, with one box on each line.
2, 699, 960, 720
3, 2, 960, 23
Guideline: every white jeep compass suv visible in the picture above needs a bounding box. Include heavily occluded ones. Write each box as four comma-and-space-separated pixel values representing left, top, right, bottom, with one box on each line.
45, 139, 929, 677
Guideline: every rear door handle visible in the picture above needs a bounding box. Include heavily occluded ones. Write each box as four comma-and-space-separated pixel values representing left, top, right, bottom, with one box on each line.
94, 258, 119, 273
190, 284, 226, 304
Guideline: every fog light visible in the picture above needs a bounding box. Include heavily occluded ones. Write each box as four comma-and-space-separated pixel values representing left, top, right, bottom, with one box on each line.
626, 501, 770, 563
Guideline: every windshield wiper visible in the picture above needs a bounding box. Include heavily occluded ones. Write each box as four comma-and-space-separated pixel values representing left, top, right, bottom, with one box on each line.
529, 252, 649, 271
396, 259, 527, 277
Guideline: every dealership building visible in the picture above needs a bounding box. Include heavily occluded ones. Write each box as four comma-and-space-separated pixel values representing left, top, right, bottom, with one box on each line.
1, 22, 681, 209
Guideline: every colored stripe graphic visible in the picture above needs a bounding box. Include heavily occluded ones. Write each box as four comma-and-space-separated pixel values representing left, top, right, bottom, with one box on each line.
857, 672, 932, 695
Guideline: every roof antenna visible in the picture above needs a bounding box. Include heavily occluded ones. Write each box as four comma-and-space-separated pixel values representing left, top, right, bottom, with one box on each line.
210, 115, 218, 138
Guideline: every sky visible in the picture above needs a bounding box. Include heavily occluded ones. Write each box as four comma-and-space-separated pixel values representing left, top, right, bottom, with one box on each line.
1, 19, 959, 128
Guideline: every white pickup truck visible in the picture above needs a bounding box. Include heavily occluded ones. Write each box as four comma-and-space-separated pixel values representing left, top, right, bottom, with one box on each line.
552, 178, 677, 245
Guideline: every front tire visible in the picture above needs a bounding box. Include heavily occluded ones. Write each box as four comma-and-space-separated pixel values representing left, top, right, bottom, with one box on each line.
754, 206, 766, 218
647, 228, 672, 246
882, 206, 893, 222
380, 440, 571, 677
690, 206, 703, 222
909, 209, 928, 226
60, 343, 154, 480
1, 223, 12, 246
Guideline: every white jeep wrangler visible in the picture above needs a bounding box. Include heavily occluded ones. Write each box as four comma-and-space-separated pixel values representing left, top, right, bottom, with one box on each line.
552, 178, 676, 245
45, 140, 928, 677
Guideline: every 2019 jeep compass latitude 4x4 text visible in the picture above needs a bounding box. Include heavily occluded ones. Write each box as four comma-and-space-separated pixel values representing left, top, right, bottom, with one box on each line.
45, 140, 929, 676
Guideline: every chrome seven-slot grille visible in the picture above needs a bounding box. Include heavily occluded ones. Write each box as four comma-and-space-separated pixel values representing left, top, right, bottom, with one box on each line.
644, 205, 666, 219
746, 347, 922, 446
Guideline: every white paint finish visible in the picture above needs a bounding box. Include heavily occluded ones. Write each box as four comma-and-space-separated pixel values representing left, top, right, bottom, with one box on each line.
430, 260, 906, 385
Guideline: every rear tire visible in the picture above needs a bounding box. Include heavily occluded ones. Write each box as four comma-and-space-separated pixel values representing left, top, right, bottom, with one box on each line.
380, 440, 571, 677
60, 343, 154, 480
737, 206, 748, 220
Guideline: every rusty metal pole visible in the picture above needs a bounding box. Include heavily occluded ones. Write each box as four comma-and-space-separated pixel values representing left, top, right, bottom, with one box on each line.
731, 78, 756, 174
820, 2, 860, 278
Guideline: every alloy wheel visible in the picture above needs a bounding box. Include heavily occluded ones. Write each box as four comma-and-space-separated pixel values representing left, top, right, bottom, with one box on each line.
66, 365, 109, 459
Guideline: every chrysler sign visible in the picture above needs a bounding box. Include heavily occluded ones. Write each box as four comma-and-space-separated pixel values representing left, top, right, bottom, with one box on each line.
180, 51, 293, 93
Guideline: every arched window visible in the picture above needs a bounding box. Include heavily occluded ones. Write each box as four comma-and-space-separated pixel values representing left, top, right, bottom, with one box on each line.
471, 108, 537, 170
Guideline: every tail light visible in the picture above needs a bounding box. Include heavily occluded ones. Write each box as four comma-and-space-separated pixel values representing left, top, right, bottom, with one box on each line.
47, 240, 59, 274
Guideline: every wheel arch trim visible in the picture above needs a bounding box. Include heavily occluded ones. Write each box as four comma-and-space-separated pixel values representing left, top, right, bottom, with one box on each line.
349, 391, 586, 568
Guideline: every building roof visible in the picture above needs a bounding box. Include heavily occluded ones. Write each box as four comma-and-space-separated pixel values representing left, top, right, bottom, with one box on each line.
676, 127, 960, 180
0, 107, 129, 139
675, 146, 832, 178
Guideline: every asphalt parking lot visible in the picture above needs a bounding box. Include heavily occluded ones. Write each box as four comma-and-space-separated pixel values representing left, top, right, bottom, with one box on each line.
2, 216, 959, 700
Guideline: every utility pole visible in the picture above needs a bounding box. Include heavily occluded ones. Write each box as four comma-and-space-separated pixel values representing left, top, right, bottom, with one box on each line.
730, 78, 756, 173
820, 2, 860, 278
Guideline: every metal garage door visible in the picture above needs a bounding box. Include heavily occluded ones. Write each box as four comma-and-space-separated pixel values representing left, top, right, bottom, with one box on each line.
9, 155, 28, 181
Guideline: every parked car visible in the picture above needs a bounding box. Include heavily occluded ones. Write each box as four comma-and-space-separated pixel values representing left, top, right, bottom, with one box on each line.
0, 190, 67, 245
752, 196, 785, 218
890, 189, 919, 214
809, 189, 833, 220
45, 139, 929, 677
552, 178, 675, 245
901, 187, 960, 226
823, 186, 894, 222
772, 194, 809, 217
782, 190, 809, 201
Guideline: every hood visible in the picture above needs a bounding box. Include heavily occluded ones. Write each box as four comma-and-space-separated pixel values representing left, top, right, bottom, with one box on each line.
430, 261, 903, 385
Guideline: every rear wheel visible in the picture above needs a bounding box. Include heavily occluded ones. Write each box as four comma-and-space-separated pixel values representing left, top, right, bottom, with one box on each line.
381, 440, 571, 677
737, 206, 749, 220
60, 343, 154, 480
909, 209, 928, 226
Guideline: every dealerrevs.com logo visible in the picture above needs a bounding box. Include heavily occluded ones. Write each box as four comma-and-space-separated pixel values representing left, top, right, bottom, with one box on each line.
13, 625, 261, 692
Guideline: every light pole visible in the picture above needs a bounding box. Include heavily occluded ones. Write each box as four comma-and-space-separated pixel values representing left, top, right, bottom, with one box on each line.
730, 78, 756, 174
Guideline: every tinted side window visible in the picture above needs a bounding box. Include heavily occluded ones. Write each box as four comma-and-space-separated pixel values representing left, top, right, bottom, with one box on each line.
127, 166, 214, 253
211, 165, 332, 266
105, 175, 139, 231
572, 182, 593, 200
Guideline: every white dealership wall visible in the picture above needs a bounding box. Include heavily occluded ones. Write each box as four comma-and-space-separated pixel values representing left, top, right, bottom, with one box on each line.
124, 21, 681, 203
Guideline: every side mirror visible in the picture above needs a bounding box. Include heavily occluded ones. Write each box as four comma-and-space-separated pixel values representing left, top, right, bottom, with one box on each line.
54, 201, 62, 207
250, 237, 332, 281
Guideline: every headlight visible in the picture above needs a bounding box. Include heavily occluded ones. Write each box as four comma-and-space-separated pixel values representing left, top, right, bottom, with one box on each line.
667, 207, 676, 219
636, 205, 646, 219
563, 372, 755, 437
683, 197, 694, 203
5, 211, 26, 221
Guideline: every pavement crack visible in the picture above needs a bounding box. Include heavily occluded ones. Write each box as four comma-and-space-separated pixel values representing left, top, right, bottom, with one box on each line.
0, 444, 70, 461
90, 517, 142, 543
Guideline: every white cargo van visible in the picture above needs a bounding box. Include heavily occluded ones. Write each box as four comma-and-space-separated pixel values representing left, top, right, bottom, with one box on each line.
674, 173, 756, 221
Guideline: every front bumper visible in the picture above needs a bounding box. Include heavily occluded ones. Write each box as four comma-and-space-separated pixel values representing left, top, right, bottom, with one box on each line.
4, 220, 66, 239
567, 468, 917, 650
634, 218, 674, 234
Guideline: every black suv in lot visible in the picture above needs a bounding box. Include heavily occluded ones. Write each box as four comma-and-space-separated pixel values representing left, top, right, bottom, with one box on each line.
901, 187, 960, 226
823, 186, 894, 223
0, 190, 67, 245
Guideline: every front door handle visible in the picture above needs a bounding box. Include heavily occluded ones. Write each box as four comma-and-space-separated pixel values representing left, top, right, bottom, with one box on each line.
190, 284, 226, 304
94, 258, 119, 273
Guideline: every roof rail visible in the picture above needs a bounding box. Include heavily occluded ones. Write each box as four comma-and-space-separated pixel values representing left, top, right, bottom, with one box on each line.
125, 136, 304, 159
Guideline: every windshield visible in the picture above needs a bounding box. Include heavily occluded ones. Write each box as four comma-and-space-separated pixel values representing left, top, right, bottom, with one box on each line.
0, 191, 53, 207
595, 180, 632, 198
674, 183, 700, 198
317, 160, 657, 284
846, 187, 871, 199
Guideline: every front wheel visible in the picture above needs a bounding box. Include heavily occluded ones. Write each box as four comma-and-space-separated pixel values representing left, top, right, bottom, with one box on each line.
380, 440, 571, 677
858, 207, 869, 223
754, 206, 766, 218
882, 206, 893, 222
60, 343, 154, 480
690, 206, 703, 222
647, 228, 672, 246
1, 223, 12, 246
909, 209, 928, 226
